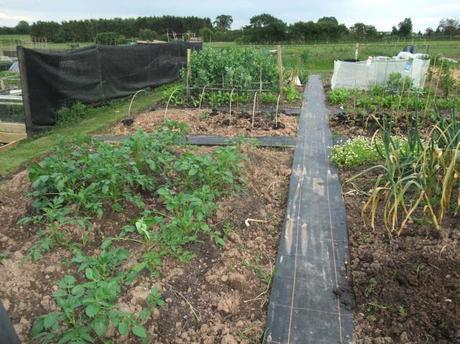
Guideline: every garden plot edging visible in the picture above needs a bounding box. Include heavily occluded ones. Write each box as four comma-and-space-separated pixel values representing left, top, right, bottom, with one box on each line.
264, 75, 353, 343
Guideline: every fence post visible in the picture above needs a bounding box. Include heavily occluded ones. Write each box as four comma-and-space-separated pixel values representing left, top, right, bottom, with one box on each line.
277, 45, 283, 95
186, 48, 191, 97
17, 46, 33, 136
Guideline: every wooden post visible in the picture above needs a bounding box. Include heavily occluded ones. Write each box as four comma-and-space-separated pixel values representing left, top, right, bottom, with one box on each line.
259, 65, 263, 93
277, 45, 283, 95
186, 48, 192, 97
17, 46, 34, 137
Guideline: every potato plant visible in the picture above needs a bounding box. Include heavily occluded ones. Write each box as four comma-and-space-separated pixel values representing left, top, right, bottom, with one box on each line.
23, 121, 245, 343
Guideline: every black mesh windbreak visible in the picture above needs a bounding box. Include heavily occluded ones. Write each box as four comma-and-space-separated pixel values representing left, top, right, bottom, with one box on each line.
17, 42, 201, 133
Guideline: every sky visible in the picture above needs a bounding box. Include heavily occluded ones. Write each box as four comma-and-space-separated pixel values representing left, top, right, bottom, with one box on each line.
0, 0, 459, 32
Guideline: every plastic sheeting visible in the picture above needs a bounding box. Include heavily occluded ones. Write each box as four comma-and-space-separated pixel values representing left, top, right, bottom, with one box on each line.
17, 42, 201, 133
331, 58, 430, 90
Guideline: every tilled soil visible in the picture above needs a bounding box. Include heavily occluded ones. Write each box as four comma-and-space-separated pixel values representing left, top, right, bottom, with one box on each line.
340, 168, 460, 344
108, 108, 298, 137
0, 146, 293, 343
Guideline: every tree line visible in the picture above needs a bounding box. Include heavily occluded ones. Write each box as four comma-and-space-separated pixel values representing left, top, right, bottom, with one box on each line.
0, 14, 459, 43
0, 16, 212, 42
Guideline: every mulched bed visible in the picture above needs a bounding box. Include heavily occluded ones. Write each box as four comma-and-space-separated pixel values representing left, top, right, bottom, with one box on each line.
0, 146, 293, 343
108, 108, 298, 137
340, 168, 459, 344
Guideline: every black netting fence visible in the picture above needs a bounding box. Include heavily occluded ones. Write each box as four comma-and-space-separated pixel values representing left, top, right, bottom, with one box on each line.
17, 41, 201, 134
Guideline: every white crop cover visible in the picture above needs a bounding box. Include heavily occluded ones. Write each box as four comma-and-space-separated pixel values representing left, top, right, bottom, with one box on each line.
331, 54, 430, 90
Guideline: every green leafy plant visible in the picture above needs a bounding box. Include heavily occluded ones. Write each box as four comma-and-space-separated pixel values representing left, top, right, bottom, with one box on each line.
284, 84, 301, 102
31, 242, 163, 343
56, 102, 90, 126
328, 88, 351, 105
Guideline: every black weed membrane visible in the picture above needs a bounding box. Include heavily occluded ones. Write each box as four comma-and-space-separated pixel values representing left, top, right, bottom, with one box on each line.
17, 42, 201, 134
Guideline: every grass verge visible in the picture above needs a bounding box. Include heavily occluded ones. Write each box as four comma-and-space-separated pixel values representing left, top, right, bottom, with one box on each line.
0, 87, 163, 178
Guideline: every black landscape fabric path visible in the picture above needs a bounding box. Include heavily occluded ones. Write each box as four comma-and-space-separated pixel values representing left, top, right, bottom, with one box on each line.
264, 75, 353, 344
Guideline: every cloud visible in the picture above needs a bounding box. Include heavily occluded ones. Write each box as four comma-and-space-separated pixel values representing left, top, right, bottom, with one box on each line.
0, 11, 32, 26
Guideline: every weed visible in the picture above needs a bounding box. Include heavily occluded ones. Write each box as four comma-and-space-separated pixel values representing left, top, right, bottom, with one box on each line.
56, 102, 90, 126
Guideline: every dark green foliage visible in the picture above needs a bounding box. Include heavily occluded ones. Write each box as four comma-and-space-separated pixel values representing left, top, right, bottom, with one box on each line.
213, 15, 233, 31
30, 16, 212, 43
186, 47, 279, 89
138, 28, 158, 41
243, 14, 288, 43
56, 102, 90, 126
95, 32, 127, 45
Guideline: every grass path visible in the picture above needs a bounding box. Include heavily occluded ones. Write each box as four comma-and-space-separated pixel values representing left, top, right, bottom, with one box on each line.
0, 88, 162, 178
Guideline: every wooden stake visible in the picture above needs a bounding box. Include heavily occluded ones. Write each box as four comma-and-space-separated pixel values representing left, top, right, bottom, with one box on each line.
277, 45, 283, 95
252, 92, 258, 128
186, 48, 191, 97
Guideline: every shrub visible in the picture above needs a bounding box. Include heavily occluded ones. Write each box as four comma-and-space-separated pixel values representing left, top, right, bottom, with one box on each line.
95, 32, 127, 45
138, 29, 158, 41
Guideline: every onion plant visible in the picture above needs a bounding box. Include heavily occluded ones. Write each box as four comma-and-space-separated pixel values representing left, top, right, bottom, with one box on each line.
361, 112, 459, 236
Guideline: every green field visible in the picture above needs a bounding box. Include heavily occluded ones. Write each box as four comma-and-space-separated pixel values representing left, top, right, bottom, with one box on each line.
208, 40, 460, 77
0, 34, 91, 52
1, 35, 459, 74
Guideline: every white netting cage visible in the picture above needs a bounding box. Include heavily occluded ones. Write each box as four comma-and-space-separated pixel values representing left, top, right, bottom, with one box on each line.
331, 57, 430, 90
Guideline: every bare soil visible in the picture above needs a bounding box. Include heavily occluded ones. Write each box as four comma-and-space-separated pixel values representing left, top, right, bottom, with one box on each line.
108, 108, 298, 137
340, 168, 460, 344
0, 146, 293, 343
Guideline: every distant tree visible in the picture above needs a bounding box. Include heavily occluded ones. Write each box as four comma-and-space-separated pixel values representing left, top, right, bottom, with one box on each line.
350, 23, 378, 41
15, 21, 30, 34
437, 18, 459, 37
317, 17, 339, 25
199, 27, 213, 42
214, 15, 233, 30
138, 28, 158, 41
397, 18, 412, 37
243, 14, 287, 42
95, 32, 127, 45
425, 27, 434, 37
289, 21, 318, 41
391, 26, 399, 35
30, 16, 212, 42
